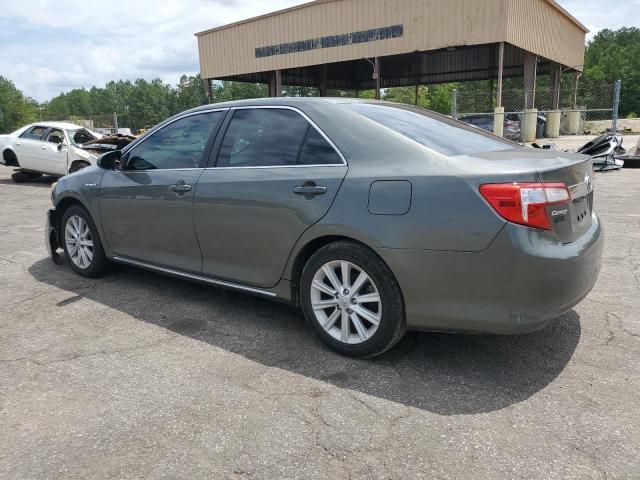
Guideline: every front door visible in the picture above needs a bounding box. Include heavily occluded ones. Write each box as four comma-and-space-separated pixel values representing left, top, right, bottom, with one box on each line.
41, 128, 69, 175
99, 110, 225, 273
194, 107, 348, 288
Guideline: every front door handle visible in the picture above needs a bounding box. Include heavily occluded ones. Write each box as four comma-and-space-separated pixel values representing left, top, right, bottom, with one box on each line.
169, 181, 192, 194
294, 184, 327, 196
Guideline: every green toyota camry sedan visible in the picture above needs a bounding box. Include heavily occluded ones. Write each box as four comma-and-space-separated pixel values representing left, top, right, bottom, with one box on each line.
46, 98, 603, 357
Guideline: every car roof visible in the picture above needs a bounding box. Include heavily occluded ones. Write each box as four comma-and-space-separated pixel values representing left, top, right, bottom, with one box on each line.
28, 121, 85, 130
187, 96, 372, 113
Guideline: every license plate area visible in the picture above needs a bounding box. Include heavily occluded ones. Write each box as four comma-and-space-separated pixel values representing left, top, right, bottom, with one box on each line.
572, 196, 590, 225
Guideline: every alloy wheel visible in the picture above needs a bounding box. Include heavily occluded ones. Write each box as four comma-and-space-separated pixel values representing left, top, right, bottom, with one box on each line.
64, 215, 94, 269
310, 260, 382, 344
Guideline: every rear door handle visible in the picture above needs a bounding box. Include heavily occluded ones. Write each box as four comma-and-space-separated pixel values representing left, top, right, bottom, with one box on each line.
169, 181, 192, 194
294, 185, 327, 196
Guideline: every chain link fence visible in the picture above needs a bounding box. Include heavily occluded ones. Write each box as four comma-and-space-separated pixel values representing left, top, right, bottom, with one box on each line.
453, 81, 622, 144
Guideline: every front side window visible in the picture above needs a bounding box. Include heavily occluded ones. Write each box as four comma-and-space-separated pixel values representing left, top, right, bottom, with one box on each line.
20, 125, 48, 140
217, 109, 309, 168
126, 112, 223, 171
45, 129, 65, 144
346, 103, 514, 157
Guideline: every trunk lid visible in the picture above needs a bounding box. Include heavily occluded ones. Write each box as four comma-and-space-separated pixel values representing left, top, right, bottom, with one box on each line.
466, 148, 594, 243
537, 152, 594, 244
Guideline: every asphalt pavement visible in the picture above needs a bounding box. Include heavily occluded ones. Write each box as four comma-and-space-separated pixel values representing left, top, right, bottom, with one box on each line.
0, 167, 638, 479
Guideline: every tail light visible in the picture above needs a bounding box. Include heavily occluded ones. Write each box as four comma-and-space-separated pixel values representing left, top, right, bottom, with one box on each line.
480, 183, 570, 230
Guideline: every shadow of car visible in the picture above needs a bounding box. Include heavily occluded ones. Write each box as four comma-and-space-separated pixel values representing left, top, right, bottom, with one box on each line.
29, 256, 581, 416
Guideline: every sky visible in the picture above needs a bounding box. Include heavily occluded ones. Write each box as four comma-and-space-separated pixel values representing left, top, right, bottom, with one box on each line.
0, 0, 638, 102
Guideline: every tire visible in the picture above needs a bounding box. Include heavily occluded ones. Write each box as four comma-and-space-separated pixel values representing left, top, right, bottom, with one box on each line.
11, 171, 42, 183
69, 161, 90, 174
300, 240, 406, 358
61, 205, 110, 277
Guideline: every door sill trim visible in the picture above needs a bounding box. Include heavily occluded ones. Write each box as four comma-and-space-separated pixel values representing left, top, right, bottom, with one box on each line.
112, 256, 277, 297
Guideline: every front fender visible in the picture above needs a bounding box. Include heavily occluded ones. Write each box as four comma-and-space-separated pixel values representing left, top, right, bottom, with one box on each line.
52, 167, 108, 253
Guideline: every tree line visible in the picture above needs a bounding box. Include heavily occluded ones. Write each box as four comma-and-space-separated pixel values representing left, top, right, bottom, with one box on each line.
1, 27, 638, 134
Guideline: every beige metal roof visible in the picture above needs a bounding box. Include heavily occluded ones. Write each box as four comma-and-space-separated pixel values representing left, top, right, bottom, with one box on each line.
196, 0, 587, 80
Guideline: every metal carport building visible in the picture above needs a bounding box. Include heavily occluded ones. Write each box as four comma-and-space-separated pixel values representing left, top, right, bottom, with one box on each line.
195, 0, 588, 141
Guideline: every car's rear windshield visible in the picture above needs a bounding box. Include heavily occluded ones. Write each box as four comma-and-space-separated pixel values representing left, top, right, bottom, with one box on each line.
345, 103, 515, 157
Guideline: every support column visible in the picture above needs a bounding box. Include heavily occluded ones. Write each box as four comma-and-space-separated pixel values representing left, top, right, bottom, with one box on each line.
374, 57, 381, 100
494, 106, 505, 137
546, 111, 561, 138
205, 78, 212, 104
567, 111, 581, 135
415, 51, 420, 106
318, 65, 328, 97
550, 62, 561, 110
567, 72, 582, 135
523, 51, 537, 109
522, 51, 538, 142
268, 70, 282, 97
546, 62, 562, 138
496, 42, 504, 109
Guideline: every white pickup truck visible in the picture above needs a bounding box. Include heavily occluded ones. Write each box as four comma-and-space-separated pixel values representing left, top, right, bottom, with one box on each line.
0, 122, 103, 182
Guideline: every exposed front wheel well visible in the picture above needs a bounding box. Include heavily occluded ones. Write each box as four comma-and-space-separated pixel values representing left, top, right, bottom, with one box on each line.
69, 160, 91, 173
290, 235, 397, 307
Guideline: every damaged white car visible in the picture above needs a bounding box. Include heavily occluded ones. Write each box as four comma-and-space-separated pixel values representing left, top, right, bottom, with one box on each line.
0, 122, 105, 183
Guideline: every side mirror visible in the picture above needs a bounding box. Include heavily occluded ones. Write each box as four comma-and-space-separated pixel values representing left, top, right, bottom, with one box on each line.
97, 150, 122, 170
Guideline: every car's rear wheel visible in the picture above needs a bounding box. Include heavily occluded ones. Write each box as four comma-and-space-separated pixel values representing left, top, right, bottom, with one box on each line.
61, 205, 109, 277
11, 170, 41, 183
300, 241, 406, 358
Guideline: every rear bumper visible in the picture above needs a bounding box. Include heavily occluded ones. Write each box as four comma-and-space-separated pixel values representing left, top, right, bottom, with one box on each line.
377, 213, 604, 334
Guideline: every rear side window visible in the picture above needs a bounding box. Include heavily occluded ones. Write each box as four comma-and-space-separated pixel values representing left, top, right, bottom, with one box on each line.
216, 108, 342, 167
217, 109, 308, 167
20, 126, 48, 140
346, 103, 514, 157
299, 128, 342, 165
126, 111, 223, 171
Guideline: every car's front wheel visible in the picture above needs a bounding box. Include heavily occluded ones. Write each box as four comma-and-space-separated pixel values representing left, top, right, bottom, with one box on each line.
300, 241, 406, 358
61, 205, 109, 277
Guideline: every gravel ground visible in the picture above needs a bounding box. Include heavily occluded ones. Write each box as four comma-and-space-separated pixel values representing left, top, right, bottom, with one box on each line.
0, 166, 638, 479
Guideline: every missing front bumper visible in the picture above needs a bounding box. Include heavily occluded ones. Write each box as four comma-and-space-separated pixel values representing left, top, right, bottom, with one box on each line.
46, 208, 64, 265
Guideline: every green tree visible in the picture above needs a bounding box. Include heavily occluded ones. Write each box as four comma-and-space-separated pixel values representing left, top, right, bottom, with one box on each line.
211, 81, 267, 103
0, 76, 39, 134
174, 74, 209, 112
583, 27, 640, 116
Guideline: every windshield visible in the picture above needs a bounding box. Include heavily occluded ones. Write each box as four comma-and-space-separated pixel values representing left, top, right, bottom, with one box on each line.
345, 103, 515, 157
66, 128, 98, 146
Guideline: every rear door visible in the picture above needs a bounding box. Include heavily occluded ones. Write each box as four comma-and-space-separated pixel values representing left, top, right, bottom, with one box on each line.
194, 107, 348, 288
14, 125, 49, 171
